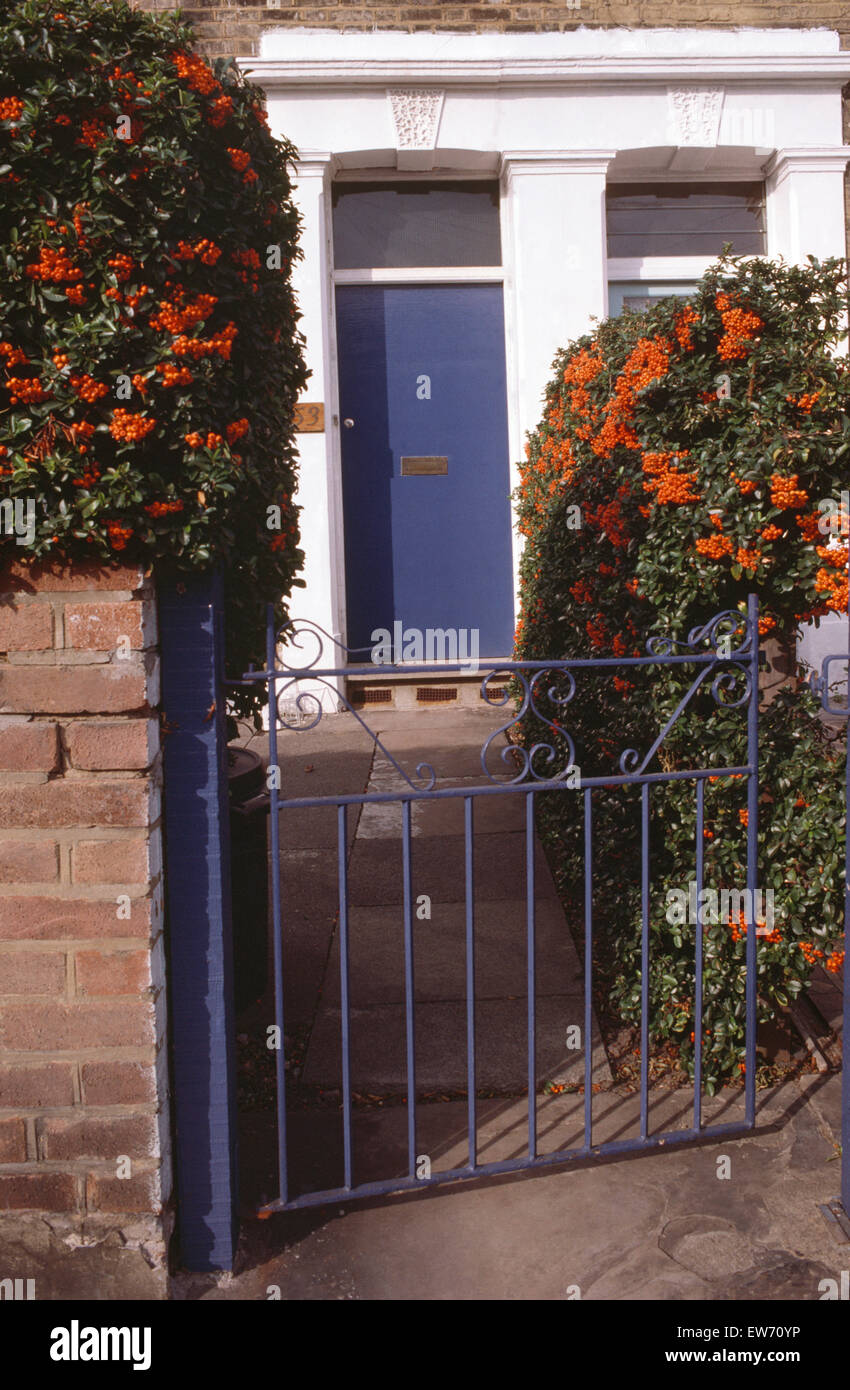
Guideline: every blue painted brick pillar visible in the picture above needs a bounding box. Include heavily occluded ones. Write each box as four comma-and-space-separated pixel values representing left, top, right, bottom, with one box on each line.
158, 569, 239, 1271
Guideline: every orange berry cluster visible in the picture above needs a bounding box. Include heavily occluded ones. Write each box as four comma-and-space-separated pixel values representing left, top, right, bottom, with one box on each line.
156, 363, 193, 388
730, 472, 757, 496
0, 342, 28, 366
715, 293, 763, 361
786, 391, 820, 412
174, 238, 222, 266
795, 512, 822, 542
757, 615, 776, 635
6, 376, 48, 404
641, 451, 699, 505
591, 336, 669, 459
78, 117, 108, 149
800, 942, 824, 964
106, 521, 133, 550
0, 97, 24, 121
206, 95, 234, 128
814, 566, 848, 613
738, 809, 749, 826
108, 254, 136, 283
696, 535, 734, 559
170, 49, 221, 97
226, 418, 249, 443
825, 949, 845, 974
227, 147, 251, 173
735, 547, 761, 572
612, 676, 634, 694
585, 615, 608, 649
25, 246, 83, 284
584, 499, 629, 549
145, 500, 185, 517
150, 292, 218, 335
769, 473, 808, 509
231, 247, 261, 272
563, 346, 604, 388
815, 543, 849, 570
760, 524, 782, 541
72, 462, 101, 487
673, 304, 698, 352
109, 409, 156, 442
124, 286, 151, 310
570, 578, 594, 603
172, 321, 237, 362
65, 285, 87, 306
69, 372, 108, 403
184, 431, 224, 450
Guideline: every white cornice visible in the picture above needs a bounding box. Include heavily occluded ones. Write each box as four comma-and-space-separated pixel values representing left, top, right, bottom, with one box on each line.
244, 55, 850, 89
765, 146, 850, 182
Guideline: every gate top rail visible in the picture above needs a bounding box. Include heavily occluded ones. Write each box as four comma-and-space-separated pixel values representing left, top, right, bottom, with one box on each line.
226, 602, 759, 794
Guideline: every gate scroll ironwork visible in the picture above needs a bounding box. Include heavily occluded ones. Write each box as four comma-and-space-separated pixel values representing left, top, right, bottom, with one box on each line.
232, 596, 762, 1215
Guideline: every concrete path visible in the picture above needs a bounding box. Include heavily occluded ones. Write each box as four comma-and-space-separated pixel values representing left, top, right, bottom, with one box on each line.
173, 1071, 847, 1300
300, 715, 609, 1096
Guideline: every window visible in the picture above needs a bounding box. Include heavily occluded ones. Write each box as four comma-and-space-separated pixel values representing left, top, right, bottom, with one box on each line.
607, 281, 698, 317
332, 181, 501, 269
606, 182, 766, 259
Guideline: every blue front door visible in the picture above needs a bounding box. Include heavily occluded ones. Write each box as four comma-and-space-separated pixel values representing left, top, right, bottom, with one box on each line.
336, 284, 515, 658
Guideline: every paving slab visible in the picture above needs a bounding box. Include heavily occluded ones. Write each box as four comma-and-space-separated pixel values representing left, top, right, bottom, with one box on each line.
318, 899, 584, 1006
174, 1071, 846, 1302
303, 995, 606, 1092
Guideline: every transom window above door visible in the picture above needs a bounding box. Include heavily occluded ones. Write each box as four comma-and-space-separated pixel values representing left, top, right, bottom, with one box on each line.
331, 180, 502, 269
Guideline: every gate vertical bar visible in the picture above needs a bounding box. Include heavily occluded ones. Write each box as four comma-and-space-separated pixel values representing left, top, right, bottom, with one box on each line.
745, 593, 759, 1126
693, 779, 705, 1130
526, 791, 537, 1159
583, 788, 593, 1148
402, 800, 417, 1175
338, 804, 353, 1190
640, 784, 650, 1139
159, 569, 238, 1271
266, 603, 289, 1206
464, 797, 476, 1170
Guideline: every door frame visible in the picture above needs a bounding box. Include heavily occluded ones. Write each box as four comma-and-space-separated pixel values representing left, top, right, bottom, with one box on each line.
326, 170, 518, 665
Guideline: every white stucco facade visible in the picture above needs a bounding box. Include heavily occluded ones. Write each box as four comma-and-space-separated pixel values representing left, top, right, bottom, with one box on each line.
241, 29, 850, 705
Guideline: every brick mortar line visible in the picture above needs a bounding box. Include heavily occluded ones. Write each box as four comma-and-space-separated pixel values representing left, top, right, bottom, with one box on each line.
0, 819, 163, 838
0, 1105, 160, 1119
0, 1161, 161, 1173
0, 1048, 158, 1061
0, 940, 159, 952
0, 886, 155, 899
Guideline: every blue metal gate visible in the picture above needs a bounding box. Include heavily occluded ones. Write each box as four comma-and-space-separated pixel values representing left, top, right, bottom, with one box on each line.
236, 598, 765, 1215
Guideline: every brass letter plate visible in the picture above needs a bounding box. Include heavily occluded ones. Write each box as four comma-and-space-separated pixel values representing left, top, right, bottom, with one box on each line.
401, 456, 448, 476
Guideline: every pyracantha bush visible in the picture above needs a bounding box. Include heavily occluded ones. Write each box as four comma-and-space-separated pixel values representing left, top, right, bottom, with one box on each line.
0, 0, 309, 711
516, 254, 848, 1089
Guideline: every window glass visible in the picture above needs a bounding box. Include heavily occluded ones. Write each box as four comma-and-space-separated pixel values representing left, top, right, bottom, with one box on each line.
607, 281, 698, 317
332, 181, 501, 269
606, 183, 766, 259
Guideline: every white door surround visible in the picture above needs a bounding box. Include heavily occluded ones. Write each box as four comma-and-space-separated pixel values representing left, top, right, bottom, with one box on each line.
242, 29, 850, 710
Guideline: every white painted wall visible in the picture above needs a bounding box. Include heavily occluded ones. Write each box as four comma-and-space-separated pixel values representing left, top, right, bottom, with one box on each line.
247, 30, 850, 707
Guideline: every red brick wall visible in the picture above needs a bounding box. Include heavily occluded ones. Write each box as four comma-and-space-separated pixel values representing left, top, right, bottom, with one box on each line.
0, 560, 169, 1246
130, 3, 850, 57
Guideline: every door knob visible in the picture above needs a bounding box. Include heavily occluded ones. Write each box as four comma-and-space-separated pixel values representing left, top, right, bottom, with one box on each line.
343, 418, 355, 429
